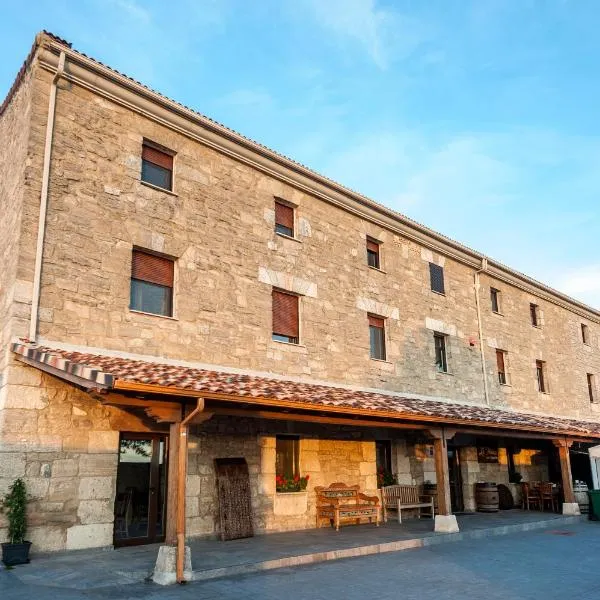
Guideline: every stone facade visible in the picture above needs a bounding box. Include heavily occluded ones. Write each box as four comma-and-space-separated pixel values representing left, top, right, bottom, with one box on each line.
0, 35, 599, 552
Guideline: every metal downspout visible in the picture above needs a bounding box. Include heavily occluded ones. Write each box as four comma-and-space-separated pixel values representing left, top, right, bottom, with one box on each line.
29, 50, 65, 342
474, 257, 490, 405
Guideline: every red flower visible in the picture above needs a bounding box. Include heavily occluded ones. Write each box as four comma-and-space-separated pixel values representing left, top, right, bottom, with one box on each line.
305, 474, 310, 480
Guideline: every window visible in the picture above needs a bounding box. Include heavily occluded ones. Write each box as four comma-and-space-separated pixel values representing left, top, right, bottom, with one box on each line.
496, 349, 507, 385
536, 360, 547, 393
434, 332, 448, 372
429, 263, 445, 294
582, 324, 590, 345
130, 250, 174, 317
366, 238, 381, 269
275, 200, 294, 237
376, 440, 392, 487
141, 142, 173, 191
588, 374, 596, 403
272, 289, 299, 344
530, 303, 540, 327
276, 435, 299, 478
490, 288, 501, 313
369, 315, 386, 360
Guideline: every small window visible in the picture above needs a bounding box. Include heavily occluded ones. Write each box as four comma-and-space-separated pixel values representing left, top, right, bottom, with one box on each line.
272, 289, 299, 344
582, 324, 590, 345
275, 200, 294, 237
130, 249, 174, 317
369, 315, 386, 360
530, 303, 540, 327
429, 263, 445, 294
376, 440, 393, 487
276, 435, 299, 478
496, 349, 507, 385
588, 374, 596, 403
141, 142, 173, 191
490, 288, 501, 313
536, 360, 547, 393
367, 238, 381, 269
434, 332, 448, 372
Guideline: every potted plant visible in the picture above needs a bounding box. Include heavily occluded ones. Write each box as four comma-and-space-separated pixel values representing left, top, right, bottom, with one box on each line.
1, 478, 31, 566
275, 473, 310, 492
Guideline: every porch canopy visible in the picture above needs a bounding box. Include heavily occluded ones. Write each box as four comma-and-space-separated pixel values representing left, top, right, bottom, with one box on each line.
11, 341, 600, 581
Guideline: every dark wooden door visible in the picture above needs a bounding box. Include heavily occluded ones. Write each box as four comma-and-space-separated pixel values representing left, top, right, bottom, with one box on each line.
114, 433, 167, 547
447, 446, 464, 513
215, 458, 254, 541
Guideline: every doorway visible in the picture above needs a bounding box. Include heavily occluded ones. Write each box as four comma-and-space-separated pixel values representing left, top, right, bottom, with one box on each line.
447, 445, 464, 513
113, 433, 167, 546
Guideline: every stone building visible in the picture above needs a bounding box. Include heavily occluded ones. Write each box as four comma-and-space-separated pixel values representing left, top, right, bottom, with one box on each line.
2, 32, 600, 570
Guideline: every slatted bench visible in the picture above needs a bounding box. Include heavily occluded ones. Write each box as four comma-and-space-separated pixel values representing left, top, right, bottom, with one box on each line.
315, 482, 381, 531
381, 484, 435, 523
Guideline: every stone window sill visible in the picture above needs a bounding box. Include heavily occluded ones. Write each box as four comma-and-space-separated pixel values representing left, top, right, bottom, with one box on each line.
370, 358, 392, 365
368, 266, 387, 274
431, 290, 446, 297
275, 232, 302, 243
139, 180, 178, 196
492, 311, 504, 317
129, 309, 179, 321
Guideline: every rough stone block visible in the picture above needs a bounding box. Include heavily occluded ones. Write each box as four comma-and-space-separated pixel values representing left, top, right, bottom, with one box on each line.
28, 525, 66, 552
0, 452, 26, 478
88, 431, 119, 453
79, 453, 117, 476
78, 476, 114, 500
77, 499, 114, 524
66, 523, 113, 550
52, 458, 79, 478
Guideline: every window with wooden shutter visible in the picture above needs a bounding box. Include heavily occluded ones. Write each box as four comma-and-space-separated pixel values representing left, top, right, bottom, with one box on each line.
434, 332, 448, 372
276, 435, 300, 478
588, 373, 596, 403
429, 263, 445, 294
530, 303, 539, 327
141, 141, 174, 191
496, 349, 507, 384
582, 324, 590, 344
490, 288, 500, 313
368, 314, 386, 360
272, 290, 299, 344
130, 249, 174, 317
536, 360, 547, 393
274, 200, 294, 237
366, 238, 380, 269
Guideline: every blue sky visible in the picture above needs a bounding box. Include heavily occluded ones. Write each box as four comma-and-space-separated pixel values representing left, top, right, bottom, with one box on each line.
3, 1, 600, 308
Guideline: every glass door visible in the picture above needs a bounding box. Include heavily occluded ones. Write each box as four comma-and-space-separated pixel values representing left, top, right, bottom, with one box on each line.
114, 433, 167, 546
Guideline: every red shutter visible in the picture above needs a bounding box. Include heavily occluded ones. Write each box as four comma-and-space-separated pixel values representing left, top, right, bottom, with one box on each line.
272, 290, 299, 337
366, 239, 379, 253
496, 350, 505, 372
132, 250, 174, 287
142, 144, 173, 170
275, 202, 294, 229
368, 315, 384, 329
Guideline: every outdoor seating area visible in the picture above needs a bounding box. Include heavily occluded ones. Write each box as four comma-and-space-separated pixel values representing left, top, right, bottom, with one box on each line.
381, 484, 435, 523
521, 482, 561, 512
315, 482, 381, 531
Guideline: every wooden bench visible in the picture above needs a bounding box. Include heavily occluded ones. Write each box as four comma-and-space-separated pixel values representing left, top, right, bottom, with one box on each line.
381, 484, 435, 523
315, 482, 381, 531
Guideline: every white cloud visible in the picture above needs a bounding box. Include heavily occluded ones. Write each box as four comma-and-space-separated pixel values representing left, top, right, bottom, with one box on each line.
556, 265, 600, 309
304, 0, 430, 69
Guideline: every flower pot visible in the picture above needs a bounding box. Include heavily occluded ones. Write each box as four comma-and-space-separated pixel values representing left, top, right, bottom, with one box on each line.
1, 541, 32, 566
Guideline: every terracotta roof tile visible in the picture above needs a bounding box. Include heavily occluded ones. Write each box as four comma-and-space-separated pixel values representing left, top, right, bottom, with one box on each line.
12, 342, 600, 437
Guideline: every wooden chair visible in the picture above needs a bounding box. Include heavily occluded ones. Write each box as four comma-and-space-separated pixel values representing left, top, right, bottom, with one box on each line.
381, 485, 435, 523
521, 482, 541, 511
539, 482, 557, 513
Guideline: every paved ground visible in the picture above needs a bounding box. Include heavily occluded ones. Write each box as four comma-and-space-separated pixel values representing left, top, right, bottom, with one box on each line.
1, 521, 599, 600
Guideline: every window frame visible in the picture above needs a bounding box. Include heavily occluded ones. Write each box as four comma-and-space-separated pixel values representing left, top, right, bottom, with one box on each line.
368, 314, 386, 361
429, 263, 445, 295
275, 435, 300, 479
588, 373, 596, 403
366, 238, 381, 270
141, 140, 174, 192
490, 287, 501, 314
496, 349, 508, 385
274, 199, 295, 238
434, 332, 448, 373
272, 289, 300, 345
129, 249, 175, 318
530, 303, 540, 327
536, 360, 547, 393
582, 323, 590, 345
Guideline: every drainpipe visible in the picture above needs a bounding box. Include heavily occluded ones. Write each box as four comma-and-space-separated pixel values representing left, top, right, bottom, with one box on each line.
29, 50, 66, 342
474, 257, 490, 405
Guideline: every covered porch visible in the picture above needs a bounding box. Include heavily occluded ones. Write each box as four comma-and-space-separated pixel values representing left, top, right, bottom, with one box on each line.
11, 342, 600, 584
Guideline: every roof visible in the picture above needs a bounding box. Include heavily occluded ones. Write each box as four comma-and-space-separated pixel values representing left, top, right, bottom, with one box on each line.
12, 342, 600, 438
1, 32, 598, 320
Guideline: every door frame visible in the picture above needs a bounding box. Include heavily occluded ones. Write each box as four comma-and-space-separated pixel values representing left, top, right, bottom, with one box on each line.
114, 432, 169, 547
447, 444, 464, 513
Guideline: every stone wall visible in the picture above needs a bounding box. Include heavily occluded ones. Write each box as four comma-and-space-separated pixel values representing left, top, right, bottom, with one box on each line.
9, 64, 595, 422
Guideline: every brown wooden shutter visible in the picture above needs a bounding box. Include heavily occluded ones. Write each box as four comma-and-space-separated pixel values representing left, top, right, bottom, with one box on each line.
132, 250, 174, 286
142, 144, 173, 170
496, 350, 505, 372
275, 202, 294, 229
366, 239, 380, 253
272, 290, 299, 337
368, 315, 384, 329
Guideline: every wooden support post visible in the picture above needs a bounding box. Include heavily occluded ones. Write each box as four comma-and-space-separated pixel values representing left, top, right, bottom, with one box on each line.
165, 422, 180, 546
553, 438, 576, 505
176, 421, 189, 583
429, 428, 459, 532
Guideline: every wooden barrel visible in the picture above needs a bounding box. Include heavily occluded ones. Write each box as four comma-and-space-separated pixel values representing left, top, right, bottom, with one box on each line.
574, 482, 589, 514
475, 482, 499, 512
